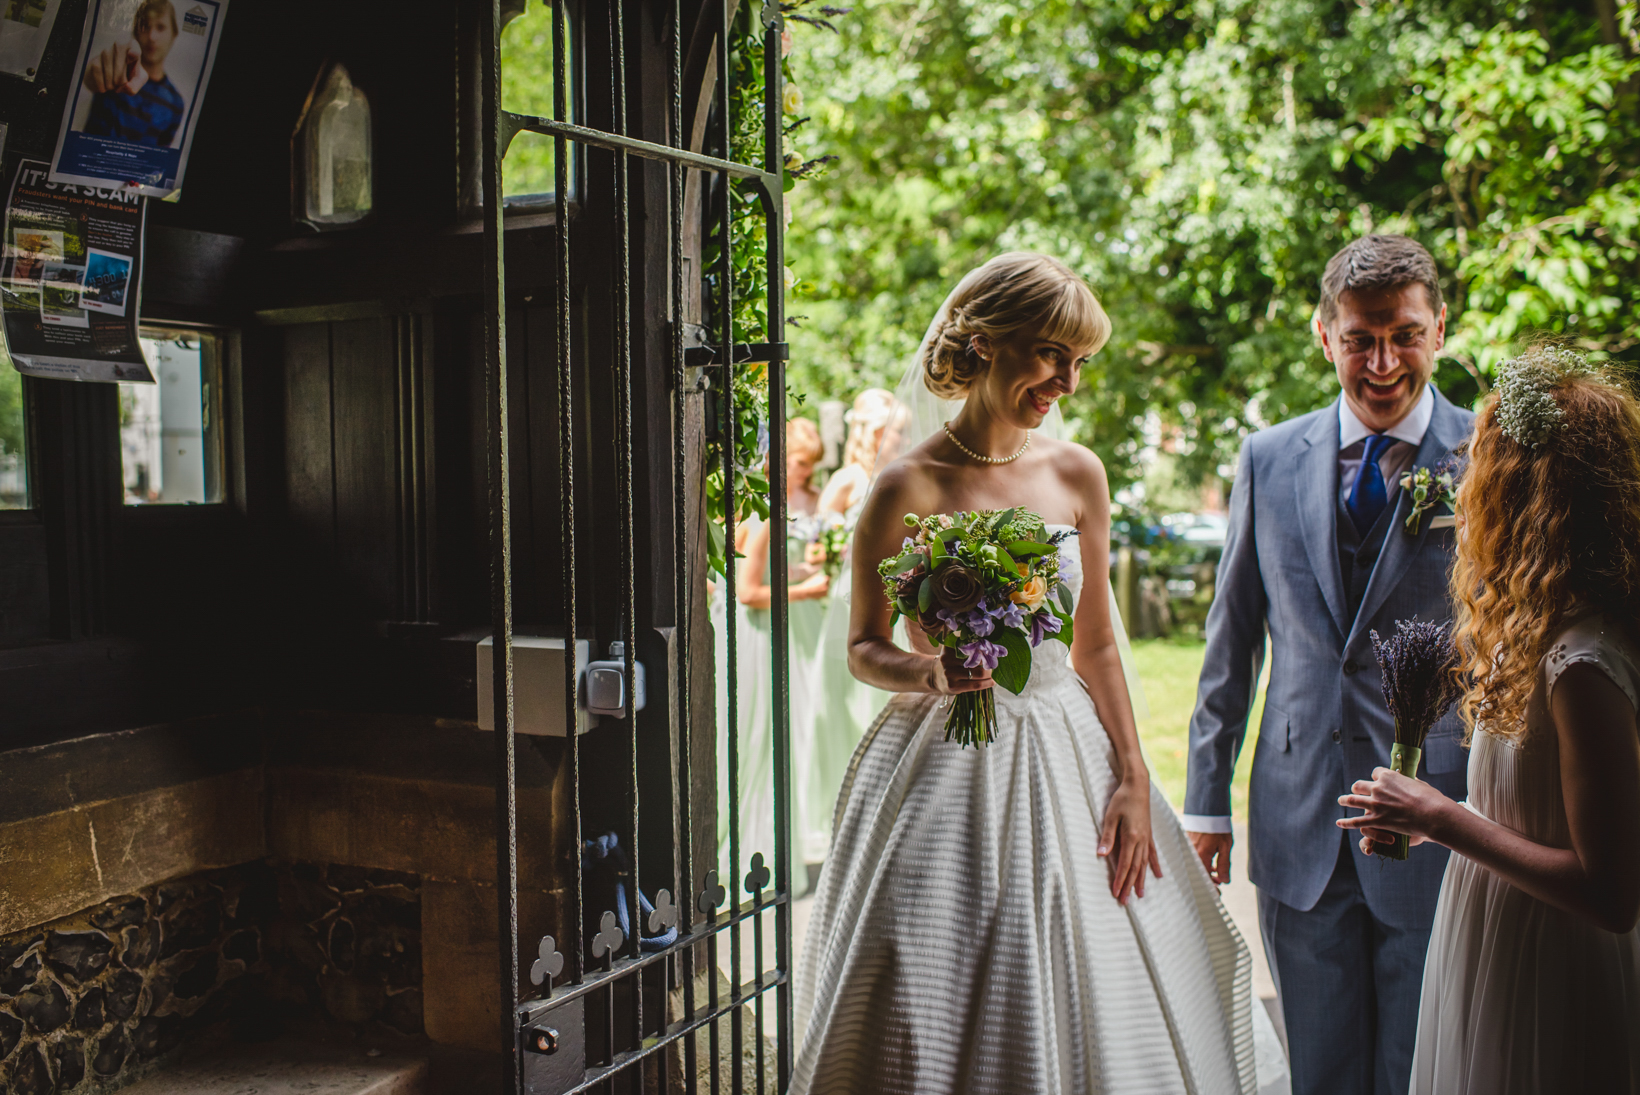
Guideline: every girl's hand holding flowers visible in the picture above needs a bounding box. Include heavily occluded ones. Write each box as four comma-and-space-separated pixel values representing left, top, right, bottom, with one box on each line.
790, 571, 831, 602
1337, 767, 1461, 857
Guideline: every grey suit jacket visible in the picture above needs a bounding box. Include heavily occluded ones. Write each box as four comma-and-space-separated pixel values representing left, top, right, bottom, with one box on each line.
1185, 388, 1474, 928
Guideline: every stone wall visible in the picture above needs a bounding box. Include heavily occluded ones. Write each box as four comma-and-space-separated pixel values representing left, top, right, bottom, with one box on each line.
0, 861, 427, 1095
0, 864, 274, 1095
262, 862, 423, 1036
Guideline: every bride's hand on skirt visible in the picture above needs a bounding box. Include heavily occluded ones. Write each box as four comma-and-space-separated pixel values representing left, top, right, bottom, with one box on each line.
1098, 779, 1164, 905
1336, 768, 1455, 853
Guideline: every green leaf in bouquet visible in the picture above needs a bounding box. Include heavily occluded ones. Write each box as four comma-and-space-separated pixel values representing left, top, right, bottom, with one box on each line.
991, 629, 1032, 695
887, 552, 924, 576
1056, 583, 1075, 615
990, 508, 1018, 531
930, 534, 949, 563
1007, 540, 1055, 558
889, 607, 902, 627
917, 575, 934, 615
1048, 601, 1075, 646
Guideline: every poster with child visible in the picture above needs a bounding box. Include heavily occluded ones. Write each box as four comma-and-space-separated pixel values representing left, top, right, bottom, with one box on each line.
48, 0, 228, 197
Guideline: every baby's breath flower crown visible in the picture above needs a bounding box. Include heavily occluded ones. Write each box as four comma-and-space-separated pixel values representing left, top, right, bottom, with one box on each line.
1493, 346, 1605, 449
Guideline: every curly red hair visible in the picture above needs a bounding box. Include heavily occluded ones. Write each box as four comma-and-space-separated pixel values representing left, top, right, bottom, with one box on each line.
1450, 368, 1640, 741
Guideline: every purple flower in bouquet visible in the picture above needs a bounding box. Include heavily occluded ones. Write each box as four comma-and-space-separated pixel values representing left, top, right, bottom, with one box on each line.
959, 638, 1006, 670
964, 600, 998, 637
1029, 610, 1062, 647
879, 507, 1076, 747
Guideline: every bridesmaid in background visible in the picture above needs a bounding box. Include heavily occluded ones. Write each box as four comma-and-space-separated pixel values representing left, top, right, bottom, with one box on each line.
1341, 351, 1640, 1094
802, 390, 905, 881
717, 417, 831, 885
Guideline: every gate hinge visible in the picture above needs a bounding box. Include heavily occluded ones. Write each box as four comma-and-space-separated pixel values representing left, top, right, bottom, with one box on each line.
684, 341, 789, 368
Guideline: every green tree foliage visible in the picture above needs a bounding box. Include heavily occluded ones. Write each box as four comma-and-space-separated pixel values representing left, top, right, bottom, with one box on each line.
0, 359, 22, 457
784, 0, 1639, 488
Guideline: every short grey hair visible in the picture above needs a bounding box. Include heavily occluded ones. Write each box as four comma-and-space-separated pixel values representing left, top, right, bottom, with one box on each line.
1318, 234, 1443, 328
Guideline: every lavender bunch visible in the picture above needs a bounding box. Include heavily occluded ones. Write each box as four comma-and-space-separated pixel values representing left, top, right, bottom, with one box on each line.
1368, 619, 1463, 859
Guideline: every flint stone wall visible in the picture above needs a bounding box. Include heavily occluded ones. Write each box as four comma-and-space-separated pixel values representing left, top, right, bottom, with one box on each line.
0, 861, 423, 1095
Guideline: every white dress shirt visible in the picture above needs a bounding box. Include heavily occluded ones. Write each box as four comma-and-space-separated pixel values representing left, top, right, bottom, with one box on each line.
1182, 385, 1436, 836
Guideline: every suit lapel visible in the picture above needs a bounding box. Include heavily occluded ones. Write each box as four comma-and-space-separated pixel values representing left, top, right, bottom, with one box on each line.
1296, 404, 1348, 640
1347, 390, 1470, 649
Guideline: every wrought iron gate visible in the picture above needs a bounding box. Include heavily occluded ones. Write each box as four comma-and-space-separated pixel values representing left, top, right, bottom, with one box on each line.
476, 0, 793, 1089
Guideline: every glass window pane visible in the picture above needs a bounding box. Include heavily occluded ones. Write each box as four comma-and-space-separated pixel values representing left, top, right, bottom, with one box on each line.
121, 330, 222, 505
0, 354, 26, 510
501, 4, 566, 201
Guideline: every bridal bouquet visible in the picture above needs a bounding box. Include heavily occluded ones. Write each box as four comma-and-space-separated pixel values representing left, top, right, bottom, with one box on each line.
1369, 619, 1463, 860
879, 508, 1077, 747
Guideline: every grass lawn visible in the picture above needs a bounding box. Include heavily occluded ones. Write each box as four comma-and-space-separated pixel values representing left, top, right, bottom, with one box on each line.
1129, 637, 1269, 821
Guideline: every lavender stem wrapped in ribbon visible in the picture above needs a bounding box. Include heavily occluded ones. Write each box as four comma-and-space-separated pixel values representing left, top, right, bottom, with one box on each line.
1369, 619, 1464, 860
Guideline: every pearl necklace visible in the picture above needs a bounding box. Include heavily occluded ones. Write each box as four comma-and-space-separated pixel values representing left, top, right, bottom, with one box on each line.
943, 421, 1031, 464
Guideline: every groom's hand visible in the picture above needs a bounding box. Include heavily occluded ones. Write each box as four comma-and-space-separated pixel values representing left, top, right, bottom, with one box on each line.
1188, 830, 1232, 886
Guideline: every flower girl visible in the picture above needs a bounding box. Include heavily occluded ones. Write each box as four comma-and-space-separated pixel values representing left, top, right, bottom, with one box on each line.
1341, 348, 1640, 1093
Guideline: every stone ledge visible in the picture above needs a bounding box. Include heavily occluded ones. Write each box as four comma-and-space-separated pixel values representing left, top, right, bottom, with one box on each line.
114, 1040, 427, 1095
0, 770, 265, 937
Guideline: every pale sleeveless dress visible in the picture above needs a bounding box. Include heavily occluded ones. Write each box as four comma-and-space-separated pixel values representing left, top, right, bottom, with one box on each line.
803, 496, 891, 864
716, 521, 827, 885
1411, 614, 1640, 1093
793, 525, 1261, 1095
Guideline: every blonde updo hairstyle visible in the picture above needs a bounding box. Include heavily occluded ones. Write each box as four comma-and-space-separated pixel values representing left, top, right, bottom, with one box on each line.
922, 252, 1112, 400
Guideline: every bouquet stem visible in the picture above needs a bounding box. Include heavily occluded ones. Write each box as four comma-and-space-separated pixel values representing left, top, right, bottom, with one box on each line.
1378, 739, 1424, 861
943, 688, 997, 748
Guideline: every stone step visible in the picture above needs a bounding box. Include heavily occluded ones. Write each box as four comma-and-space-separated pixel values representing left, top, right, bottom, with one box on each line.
115, 1041, 427, 1095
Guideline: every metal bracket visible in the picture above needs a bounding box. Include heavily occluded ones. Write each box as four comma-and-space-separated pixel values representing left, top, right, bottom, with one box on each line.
684, 341, 790, 368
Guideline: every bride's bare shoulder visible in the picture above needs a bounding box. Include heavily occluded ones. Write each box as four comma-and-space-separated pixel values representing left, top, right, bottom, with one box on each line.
861, 445, 945, 521
1036, 435, 1109, 491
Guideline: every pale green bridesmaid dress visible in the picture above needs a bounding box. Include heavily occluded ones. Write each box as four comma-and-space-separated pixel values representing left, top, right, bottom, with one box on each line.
716, 522, 826, 888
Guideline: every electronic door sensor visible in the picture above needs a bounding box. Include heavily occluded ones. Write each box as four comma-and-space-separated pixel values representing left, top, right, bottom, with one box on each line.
582, 641, 647, 720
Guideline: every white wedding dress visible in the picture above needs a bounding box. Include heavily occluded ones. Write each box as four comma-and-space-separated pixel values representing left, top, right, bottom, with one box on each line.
1410, 613, 1640, 1093
793, 526, 1266, 1095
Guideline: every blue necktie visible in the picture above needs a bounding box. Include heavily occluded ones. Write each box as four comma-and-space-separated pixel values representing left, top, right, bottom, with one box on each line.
1348, 434, 1396, 534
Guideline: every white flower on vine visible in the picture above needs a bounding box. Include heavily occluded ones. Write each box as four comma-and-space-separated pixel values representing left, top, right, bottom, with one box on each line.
783, 265, 797, 292
783, 83, 803, 115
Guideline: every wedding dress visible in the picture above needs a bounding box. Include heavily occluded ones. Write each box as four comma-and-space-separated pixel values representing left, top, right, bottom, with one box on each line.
792, 525, 1263, 1095
1410, 613, 1640, 1093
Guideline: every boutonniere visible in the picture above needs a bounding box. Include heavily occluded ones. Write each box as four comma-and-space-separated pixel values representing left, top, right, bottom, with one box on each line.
1399, 465, 1457, 535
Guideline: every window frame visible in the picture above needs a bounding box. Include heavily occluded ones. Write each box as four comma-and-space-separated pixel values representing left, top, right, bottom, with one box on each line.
498, 0, 584, 214
120, 324, 231, 510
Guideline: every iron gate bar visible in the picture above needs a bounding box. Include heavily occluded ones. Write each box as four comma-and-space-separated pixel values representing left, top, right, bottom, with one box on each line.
479, 4, 522, 1095
757, 1, 795, 1083
715, 0, 742, 1085
550, 0, 584, 995
511, 114, 780, 191
667, 0, 700, 1084
520, 891, 791, 1021
558, 971, 787, 1095
683, 342, 790, 370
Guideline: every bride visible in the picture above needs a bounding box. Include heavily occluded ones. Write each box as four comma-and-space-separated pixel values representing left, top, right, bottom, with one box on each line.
793, 252, 1263, 1094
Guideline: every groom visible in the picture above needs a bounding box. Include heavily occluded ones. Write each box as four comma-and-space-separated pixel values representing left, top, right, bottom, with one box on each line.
1184, 235, 1473, 1095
